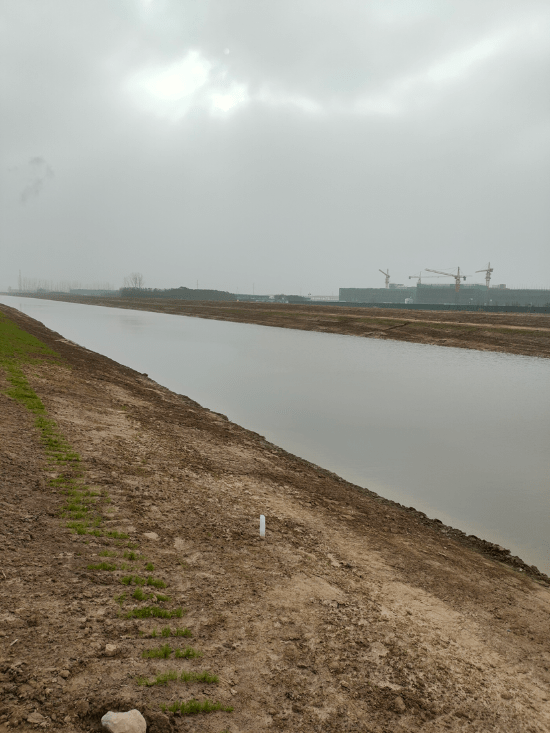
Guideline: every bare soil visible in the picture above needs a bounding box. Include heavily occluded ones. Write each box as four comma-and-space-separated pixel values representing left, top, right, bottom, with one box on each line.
1, 304, 549, 733
13, 294, 550, 359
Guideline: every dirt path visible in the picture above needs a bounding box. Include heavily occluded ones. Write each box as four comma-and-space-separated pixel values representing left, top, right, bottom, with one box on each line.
13, 294, 550, 359
1, 304, 549, 733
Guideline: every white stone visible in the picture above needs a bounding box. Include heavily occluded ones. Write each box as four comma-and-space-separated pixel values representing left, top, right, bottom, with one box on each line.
101, 709, 147, 733
27, 712, 45, 724
104, 643, 118, 656
143, 532, 159, 541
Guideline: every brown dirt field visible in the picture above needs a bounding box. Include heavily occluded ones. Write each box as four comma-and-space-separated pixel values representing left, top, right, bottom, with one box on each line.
1, 304, 549, 733
12, 294, 550, 359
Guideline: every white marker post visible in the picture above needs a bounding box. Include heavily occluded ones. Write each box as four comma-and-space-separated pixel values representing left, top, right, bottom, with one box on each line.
259, 515, 266, 538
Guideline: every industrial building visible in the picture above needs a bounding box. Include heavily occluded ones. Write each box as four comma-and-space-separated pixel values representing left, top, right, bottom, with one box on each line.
340, 284, 550, 307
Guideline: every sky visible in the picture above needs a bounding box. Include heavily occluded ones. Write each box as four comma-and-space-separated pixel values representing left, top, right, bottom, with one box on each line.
1, 0, 549, 294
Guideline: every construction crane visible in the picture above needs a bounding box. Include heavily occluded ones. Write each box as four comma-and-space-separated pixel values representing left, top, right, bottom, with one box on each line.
379, 269, 390, 288
476, 262, 493, 289
425, 267, 467, 292
408, 272, 450, 284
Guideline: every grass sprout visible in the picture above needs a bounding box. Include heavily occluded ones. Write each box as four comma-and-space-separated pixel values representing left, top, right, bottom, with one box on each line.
142, 644, 172, 659
153, 627, 192, 638
114, 593, 127, 606
106, 530, 128, 539
125, 607, 185, 620
137, 671, 178, 687
120, 574, 165, 587
147, 576, 166, 588
180, 671, 218, 684
87, 561, 116, 571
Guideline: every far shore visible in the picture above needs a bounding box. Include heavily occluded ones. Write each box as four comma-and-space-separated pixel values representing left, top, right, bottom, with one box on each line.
6, 292, 550, 358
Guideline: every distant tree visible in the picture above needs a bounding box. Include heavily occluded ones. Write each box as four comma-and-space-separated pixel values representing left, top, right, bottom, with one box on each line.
124, 272, 144, 289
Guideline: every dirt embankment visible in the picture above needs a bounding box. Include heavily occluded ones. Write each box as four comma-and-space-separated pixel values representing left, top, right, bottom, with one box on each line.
1, 304, 549, 733
13, 293, 550, 358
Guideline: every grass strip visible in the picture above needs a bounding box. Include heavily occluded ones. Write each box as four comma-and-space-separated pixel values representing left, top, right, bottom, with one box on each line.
142, 644, 172, 659
125, 606, 185, 619
137, 671, 178, 687
180, 671, 218, 684
151, 627, 192, 638
120, 574, 166, 588
87, 562, 117, 571
137, 670, 218, 687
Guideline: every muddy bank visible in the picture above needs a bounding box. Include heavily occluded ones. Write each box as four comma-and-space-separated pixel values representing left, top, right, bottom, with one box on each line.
11, 293, 550, 359
1, 303, 549, 733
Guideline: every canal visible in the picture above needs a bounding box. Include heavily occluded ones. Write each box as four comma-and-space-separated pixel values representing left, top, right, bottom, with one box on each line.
1, 295, 549, 574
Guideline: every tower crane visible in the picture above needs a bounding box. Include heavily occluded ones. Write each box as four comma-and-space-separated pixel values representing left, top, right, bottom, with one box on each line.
408, 272, 450, 284
476, 262, 493, 289
425, 267, 467, 292
379, 269, 390, 288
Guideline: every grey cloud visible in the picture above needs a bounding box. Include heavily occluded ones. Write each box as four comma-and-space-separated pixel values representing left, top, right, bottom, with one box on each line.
1, 0, 549, 291
20, 157, 54, 204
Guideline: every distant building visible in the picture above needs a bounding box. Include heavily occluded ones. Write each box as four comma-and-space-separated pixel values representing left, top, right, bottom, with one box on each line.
339, 284, 550, 307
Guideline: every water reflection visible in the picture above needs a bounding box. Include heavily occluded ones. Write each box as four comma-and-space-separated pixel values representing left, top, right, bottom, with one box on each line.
2, 295, 549, 574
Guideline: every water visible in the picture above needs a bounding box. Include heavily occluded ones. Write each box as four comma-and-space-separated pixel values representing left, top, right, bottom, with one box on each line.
2, 295, 549, 574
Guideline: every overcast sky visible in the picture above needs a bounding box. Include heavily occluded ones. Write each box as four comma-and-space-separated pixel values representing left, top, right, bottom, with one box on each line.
2, 0, 549, 293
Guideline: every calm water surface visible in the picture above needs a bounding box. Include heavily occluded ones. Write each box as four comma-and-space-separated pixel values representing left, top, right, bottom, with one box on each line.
2, 295, 549, 574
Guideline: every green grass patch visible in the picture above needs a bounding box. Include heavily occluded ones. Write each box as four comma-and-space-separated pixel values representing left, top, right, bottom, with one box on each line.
137, 671, 178, 687
100, 550, 117, 557
125, 606, 185, 620
146, 575, 166, 588
132, 587, 146, 601
66, 521, 89, 535
0, 316, 85, 472
180, 671, 218, 684
120, 574, 143, 586
0, 312, 59, 363
124, 550, 139, 561
152, 626, 192, 639
119, 574, 165, 588
106, 530, 128, 539
136, 591, 169, 603
137, 670, 217, 687
142, 644, 172, 659
145, 562, 154, 571
87, 562, 116, 571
